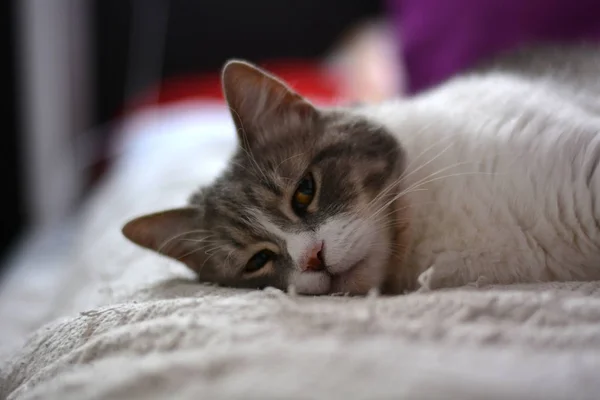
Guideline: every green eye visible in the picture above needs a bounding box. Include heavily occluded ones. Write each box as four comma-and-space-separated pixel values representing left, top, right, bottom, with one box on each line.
292, 173, 315, 215
245, 249, 275, 273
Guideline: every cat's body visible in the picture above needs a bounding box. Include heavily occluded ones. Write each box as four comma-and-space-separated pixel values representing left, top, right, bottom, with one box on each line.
123, 44, 600, 295
358, 45, 600, 289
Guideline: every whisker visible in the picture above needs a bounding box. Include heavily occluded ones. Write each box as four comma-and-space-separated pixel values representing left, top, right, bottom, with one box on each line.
365, 160, 491, 223
203, 244, 228, 255
359, 145, 470, 217
178, 242, 226, 262
230, 160, 262, 181
274, 152, 307, 174
401, 135, 456, 177
367, 201, 441, 226
370, 170, 496, 223
223, 249, 236, 266
398, 141, 458, 184
179, 238, 220, 244
197, 250, 224, 274
229, 107, 271, 185
370, 160, 473, 211
361, 136, 455, 211
157, 231, 216, 255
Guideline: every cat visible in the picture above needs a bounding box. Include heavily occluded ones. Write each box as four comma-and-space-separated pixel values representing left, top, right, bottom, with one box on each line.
122, 44, 600, 295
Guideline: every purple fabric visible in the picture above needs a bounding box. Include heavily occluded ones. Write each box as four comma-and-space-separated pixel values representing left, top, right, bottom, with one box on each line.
386, 0, 600, 95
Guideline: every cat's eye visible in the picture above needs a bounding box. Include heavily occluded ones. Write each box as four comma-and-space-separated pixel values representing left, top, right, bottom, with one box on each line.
245, 249, 275, 273
292, 173, 315, 215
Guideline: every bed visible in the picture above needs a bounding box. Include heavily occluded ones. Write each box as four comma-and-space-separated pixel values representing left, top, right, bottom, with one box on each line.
2, 68, 600, 400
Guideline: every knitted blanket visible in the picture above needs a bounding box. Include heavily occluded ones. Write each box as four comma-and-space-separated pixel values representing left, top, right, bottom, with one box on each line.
2, 104, 599, 399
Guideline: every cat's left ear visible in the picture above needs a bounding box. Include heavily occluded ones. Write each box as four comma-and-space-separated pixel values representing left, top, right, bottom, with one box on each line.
221, 60, 317, 148
121, 207, 206, 270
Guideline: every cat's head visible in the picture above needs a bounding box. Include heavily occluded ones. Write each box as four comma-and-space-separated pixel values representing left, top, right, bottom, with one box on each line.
122, 60, 411, 295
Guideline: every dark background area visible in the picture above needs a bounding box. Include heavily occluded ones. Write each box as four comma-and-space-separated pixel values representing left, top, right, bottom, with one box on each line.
93, 0, 383, 126
3, 0, 25, 264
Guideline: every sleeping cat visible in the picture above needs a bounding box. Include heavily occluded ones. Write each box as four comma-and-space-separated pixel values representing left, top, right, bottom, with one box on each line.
122, 44, 600, 295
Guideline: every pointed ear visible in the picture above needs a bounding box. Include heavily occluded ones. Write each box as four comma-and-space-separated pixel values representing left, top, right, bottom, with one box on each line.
121, 207, 204, 267
221, 60, 317, 148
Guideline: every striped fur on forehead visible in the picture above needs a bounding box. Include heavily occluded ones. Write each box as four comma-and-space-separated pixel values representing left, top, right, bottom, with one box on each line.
232, 111, 403, 182
237, 119, 322, 178
242, 97, 317, 148
192, 110, 406, 225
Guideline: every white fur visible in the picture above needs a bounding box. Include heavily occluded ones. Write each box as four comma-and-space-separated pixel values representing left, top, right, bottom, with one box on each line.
255, 212, 377, 270
287, 270, 331, 295
285, 233, 313, 267
361, 72, 600, 288
316, 216, 376, 274
255, 211, 389, 294
296, 216, 389, 294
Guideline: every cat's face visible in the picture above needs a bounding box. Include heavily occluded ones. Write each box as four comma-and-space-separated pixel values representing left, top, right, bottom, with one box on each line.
122, 61, 410, 295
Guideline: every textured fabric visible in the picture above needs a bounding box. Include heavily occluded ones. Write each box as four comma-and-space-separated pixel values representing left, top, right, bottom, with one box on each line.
386, 0, 600, 94
2, 283, 600, 400
1, 104, 600, 399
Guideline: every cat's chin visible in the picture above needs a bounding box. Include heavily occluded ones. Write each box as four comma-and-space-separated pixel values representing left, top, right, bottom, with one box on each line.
289, 258, 382, 296
288, 270, 332, 295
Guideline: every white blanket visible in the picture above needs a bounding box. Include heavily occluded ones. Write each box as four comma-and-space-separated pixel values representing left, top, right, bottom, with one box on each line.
2, 103, 600, 400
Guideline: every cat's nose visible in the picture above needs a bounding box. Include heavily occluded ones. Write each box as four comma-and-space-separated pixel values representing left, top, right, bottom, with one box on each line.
302, 241, 325, 272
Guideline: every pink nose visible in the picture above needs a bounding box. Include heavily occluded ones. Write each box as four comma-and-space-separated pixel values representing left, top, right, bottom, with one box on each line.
302, 241, 325, 271
302, 241, 325, 272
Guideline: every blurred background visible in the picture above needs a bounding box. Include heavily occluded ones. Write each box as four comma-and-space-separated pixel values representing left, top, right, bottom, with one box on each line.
1, 0, 395, 274
1, 0, 598, 346
1, 0, 401, 343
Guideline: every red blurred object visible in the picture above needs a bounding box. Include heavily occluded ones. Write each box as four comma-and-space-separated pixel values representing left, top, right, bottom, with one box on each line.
125, 59, 344, 115
94, 59, 346, 186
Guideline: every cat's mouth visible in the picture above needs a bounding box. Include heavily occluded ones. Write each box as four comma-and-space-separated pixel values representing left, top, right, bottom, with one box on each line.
326, 257, 374, 295
325, 257, 364, 276
291, 256, 373, 296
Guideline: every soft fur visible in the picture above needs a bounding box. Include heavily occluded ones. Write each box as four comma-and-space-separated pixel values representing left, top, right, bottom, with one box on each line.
122, 44, 600, 295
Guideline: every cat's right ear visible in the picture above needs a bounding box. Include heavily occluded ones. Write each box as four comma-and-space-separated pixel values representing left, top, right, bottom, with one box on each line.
121, 207, 204, 268
221, 60, 317, 148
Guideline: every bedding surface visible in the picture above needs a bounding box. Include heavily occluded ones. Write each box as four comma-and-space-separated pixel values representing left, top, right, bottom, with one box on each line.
1, 103, 599, 399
